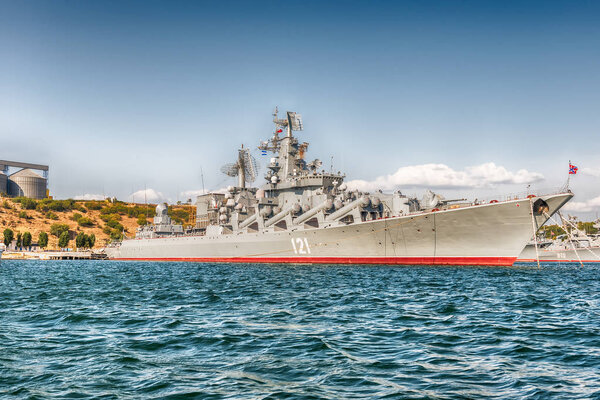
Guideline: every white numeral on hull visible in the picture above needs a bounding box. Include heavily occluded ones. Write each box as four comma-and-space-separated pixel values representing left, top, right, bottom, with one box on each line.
291, 238, 311, 255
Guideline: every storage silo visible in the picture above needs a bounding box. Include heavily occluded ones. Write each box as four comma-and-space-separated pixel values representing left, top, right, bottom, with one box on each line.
8, 169, 47, 199
0, 171, 7, 195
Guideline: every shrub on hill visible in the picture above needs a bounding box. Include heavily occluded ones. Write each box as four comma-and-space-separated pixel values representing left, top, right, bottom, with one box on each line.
110, 229, 123, 241
45, 211, 59, 220
100, 204, 128, 215
18, 211, 29, 219
71, 213, 82, 222
50, 223, 70, 238
13, 197, 38, 210
37, 199, 77, 212
168, 207, 191, 225
73, 203, 87, 213
137, 214, 148, 226
85, 201, 104, 210
100, 213, 121, 222
77, 217, 94, 227
127, 206, 155, 218
106, 220, 124, 231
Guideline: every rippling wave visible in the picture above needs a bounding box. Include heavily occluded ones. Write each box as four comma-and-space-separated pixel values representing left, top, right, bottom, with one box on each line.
1, 261, 599, 398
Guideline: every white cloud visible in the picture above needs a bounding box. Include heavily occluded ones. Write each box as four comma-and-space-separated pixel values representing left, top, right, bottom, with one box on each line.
73, 193, 106, 201
563, 196, 600, 212
346, 162, 544, 192
180, 188, 228, 200
129, 188, 167, 203
581, 167, 600, 177
180, 189, 206, 200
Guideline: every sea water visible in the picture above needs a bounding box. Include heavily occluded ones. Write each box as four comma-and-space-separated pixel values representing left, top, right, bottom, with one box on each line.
1, 260, 599, 399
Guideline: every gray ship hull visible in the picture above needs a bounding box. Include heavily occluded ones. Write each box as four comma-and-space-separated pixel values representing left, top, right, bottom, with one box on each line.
518, 244, 600, 262
106, 193, 572, 266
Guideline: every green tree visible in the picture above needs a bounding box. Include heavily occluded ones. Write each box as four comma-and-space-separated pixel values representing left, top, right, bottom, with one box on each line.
110, 229, 123, 241
87, 233, 96, 248
75, 232, 87, 248
22, 231, 32, 248
58, 231, 70, 249
38, 232, 49, 249
50, 223, 70, 238
3, 228, 14, 246
577, 221, 599, 235
137, 214, 148, 226
16, 233, 22, 249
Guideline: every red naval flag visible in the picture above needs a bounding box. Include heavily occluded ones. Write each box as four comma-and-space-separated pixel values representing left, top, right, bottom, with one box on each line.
569, 163, 578, 175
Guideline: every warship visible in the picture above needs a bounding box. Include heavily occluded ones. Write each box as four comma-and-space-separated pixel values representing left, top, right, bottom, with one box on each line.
518, 220, 600, 262
105, 109, 573, 266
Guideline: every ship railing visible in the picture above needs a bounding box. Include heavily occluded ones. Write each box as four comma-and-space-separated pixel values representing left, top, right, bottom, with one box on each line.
392, 186, 570, 218
466, 186, 569, 206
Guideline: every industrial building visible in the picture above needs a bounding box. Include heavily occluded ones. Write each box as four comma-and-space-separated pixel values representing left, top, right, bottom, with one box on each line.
0, 160, 49, 199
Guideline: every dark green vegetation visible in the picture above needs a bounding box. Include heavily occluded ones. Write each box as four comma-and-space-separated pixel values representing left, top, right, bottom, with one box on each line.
3, 228, 14, 246
45, 211, 59, 220
11, 197, 87, 213
137, 214, 148, 226
75, 232, 95, 249
38, 232, 48, 248
58, 231, 70, 248
541, 222, 599, 239
168, 207, 192, 225
1, 197, 174, 248
22, 231, 32, 248
100, 201, 154, 219
50, 223, 70, 238
100, 214, 124, 240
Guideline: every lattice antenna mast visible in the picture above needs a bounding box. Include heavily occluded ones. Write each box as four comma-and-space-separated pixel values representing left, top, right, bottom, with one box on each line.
238, 145, 246, 188
220, 144, 259, 189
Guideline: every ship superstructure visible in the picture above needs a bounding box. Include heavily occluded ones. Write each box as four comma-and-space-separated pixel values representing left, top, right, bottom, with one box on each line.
106, 109, 574, 266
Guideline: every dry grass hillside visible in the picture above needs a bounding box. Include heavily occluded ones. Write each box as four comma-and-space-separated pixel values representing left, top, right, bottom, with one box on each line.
0, 196, 195, 250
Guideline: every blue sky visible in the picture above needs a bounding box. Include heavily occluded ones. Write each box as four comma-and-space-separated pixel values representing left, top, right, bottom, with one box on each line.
1, 1, 599, 215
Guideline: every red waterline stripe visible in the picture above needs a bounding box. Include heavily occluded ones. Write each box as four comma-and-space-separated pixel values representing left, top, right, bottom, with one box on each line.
111, 256, 517, 266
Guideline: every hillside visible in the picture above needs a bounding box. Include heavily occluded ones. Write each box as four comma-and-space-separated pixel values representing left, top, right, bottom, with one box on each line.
0, 196, 195, 250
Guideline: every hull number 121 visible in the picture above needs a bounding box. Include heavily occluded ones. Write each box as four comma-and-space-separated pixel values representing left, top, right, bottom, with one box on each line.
291, 238, 311, 255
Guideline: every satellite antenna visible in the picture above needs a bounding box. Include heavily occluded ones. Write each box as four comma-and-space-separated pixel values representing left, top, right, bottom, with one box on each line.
220, 145, 259, 188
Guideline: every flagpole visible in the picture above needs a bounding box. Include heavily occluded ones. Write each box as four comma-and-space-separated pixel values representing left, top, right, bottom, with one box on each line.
567, 160, 571, 190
